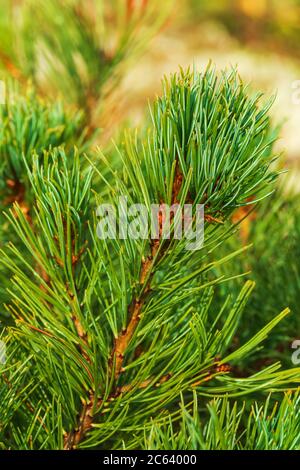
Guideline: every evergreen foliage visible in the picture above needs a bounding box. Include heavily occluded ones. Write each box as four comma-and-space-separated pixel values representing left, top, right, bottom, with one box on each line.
142, 392, 300, 450
0, 66, 300, 450
0, 84, 91, 315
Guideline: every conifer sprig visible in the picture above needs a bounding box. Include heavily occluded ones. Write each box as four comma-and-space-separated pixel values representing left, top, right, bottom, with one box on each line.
0, 84, 92, 314
0, 68, 299, 450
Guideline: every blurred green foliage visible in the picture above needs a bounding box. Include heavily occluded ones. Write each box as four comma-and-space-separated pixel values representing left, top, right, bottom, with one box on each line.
189, 0, 300, 58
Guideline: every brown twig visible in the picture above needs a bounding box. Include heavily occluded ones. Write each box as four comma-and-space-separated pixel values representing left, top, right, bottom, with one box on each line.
62, 246, 93, 449
63, 162, 185, 449
115, 372, 173, 396
204, 214, 224, 224
111, 243, 158, 380
70, 303, 90, 364
191, 358, 231, 387
63, 391, 96, 450
63, 160, 228, 449
111, 161, 185, 381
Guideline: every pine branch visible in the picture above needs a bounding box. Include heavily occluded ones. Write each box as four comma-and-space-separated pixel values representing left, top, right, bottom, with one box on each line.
61, 67, 285, 448
63, 391, 95, 450
2, 67, 298, 451
0, 84, 92, 315
110, 154, 181, 379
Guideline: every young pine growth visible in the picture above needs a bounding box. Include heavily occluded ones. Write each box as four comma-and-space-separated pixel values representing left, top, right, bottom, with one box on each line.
0, 68, 298, 450
0, 85, 90, 315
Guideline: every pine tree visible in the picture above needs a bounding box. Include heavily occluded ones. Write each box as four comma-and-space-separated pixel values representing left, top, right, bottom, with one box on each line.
1, 66, 300, 450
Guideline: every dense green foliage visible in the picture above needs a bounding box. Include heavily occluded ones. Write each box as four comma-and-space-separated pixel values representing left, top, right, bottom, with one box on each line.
0, 65, 300, 449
